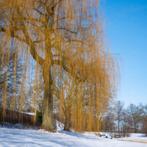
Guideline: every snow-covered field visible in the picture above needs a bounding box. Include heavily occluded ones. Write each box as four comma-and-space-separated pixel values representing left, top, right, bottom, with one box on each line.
120, 133, 147, 144
0, 127, 147, 147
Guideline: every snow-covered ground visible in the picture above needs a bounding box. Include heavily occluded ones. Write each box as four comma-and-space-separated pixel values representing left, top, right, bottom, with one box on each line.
0, 127, 147, 147
120, 133, 147, 144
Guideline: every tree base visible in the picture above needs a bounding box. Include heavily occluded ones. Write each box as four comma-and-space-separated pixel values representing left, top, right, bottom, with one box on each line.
42, 116, 56, 132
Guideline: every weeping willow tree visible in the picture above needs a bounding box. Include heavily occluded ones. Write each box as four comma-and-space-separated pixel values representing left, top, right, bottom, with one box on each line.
0, 0, 116, 131
57, 44, 116, 132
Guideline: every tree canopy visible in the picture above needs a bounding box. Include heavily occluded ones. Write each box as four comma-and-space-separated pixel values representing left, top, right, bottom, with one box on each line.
0, 0, 116, 131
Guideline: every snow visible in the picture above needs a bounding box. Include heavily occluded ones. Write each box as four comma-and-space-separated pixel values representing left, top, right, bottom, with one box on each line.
56, 121, 64, 131
120, 133, 147, 144
129, 133, 146, 137
0, 127, 147, 147
22, 112, 35, 116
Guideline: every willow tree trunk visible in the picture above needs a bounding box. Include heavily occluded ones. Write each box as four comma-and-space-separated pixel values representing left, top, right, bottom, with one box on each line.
42, 62, 55, 131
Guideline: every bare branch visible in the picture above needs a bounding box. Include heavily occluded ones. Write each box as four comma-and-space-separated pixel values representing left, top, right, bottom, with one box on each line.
22, 27, 44, 65
52, 58, 86, 82
56, 27, 78, 34
0, 26, 44, 65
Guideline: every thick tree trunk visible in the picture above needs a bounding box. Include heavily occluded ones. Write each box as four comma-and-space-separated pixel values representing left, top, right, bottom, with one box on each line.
42, 65, 56, 131
64, 105, 71, 131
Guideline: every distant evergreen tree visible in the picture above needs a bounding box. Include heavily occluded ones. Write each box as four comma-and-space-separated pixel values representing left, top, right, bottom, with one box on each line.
0, 51, 23, 110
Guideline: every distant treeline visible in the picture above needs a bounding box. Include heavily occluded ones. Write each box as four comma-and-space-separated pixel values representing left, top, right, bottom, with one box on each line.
101, 101, 147, 135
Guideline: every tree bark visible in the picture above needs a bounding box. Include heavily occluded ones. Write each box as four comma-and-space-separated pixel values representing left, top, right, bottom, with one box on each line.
42, 63, 56, 131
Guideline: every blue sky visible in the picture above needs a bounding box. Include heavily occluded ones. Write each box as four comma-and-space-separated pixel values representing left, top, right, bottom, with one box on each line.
100, 0, 147, 106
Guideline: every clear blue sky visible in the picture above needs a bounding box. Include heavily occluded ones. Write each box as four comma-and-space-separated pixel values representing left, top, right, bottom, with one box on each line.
100, 0, 147, 106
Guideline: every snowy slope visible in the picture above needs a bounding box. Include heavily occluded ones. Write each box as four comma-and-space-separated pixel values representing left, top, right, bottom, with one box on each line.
0, 127, 147, 147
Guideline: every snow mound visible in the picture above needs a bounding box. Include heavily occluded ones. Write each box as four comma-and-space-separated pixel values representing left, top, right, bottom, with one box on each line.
56, 121, 64, 131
